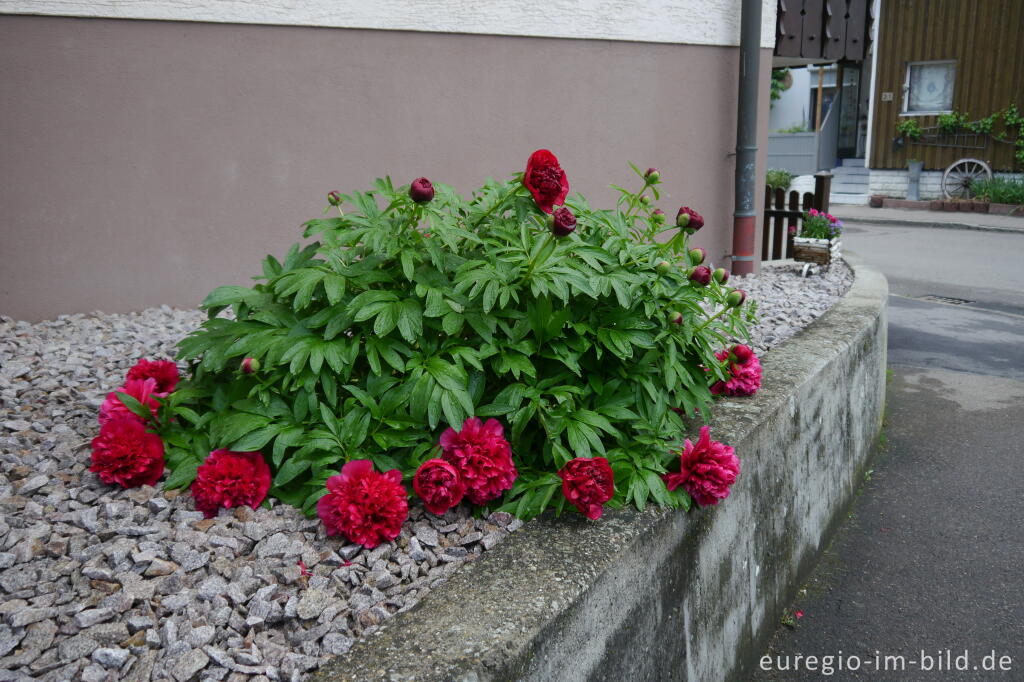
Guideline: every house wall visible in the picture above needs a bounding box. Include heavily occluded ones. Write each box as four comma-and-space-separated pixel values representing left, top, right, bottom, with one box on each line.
768, 67, 811, 132
868, 0, 1024, 171
0, 7, 775, 321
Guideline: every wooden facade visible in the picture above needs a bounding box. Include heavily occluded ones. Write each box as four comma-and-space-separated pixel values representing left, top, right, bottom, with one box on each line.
869, 0, 1024, 171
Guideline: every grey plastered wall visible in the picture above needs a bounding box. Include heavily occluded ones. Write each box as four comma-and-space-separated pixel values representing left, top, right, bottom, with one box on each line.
312, 254, 888, 682
0, 15, 773, 321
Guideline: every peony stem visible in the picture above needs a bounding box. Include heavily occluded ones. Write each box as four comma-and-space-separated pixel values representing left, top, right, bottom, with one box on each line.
522, 233, 554, 282
472, 184, 520, 228
694, 307, 729, 333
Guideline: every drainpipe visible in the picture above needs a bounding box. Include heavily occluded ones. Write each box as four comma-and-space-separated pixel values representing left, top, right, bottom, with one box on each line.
731, 0, 763, 276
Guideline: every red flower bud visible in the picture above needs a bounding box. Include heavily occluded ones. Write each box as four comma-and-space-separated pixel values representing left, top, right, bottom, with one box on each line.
667, 309, 684, 325
241, 357, 260, 374
713, 267, 729, 284
676, 206, 704, 231
656, 260, 671, 274
551, 206, 577, 237
730, 344, 754, 365
689, 265, 712, 286
688, 247, 707, 265
726, 289, 747, 307
640, 194, 651, 205
651, 208, 666, 224
409, 177, 435, 203
645, 168, 660, 182
327, 191, 343, 206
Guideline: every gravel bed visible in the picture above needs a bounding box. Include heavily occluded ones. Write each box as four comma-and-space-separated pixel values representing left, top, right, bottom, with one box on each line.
0, 259, 851, 681
729, 258, 854, 354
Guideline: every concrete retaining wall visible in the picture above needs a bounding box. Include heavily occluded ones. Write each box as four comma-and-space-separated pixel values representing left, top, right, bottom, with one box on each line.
313, 254, 888, 682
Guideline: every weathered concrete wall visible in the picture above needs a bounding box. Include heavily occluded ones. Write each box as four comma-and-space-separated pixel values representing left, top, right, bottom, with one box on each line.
312, 254, 888, 682
0, 14, 774, 321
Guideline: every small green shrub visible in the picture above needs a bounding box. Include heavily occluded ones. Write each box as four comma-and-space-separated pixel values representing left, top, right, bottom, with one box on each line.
776, 124, 809, 134
766, 169, 795, 190
937, 112, 969, 134
971, 176, 1024, 205
895, 118, 922, 141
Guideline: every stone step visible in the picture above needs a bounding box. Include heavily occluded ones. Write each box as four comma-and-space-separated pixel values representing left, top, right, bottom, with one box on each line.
830, 167, 870, 177
841, 157, 867, 167
829, 192, 870, 206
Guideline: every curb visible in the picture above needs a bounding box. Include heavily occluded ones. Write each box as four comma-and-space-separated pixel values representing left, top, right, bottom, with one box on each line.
312, 254, 889, 682
836, 215, 1024, 235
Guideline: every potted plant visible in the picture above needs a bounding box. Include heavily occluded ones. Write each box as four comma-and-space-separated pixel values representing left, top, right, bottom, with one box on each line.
793, 209, 842, 266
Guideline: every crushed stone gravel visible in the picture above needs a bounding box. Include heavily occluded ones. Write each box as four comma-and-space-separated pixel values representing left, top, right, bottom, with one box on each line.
0, 258, 851, 680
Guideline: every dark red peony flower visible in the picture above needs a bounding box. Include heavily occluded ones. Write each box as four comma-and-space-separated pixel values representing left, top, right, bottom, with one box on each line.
689, 265, 712, 286
90, 418, 165, 488
523, 149, 569, 214
440, 418, 517, 505
99, 377, 161, 426
558, 457, 615, 520
317, 460, 408, 548
676, 206, 704, 230
551, 206, 577, 237
662, 426, 739, 506
710, 346, 762, 396
409, 177, 435, 203
191, 449, 272, 519
413, 458, 466, 515
126, 359, 180, 394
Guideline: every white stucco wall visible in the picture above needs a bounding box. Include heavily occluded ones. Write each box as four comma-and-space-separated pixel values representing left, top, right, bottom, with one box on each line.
768, 67, 811, 132
0, 0, 777, 47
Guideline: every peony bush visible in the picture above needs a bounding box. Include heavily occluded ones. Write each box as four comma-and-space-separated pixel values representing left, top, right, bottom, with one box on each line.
92, 151, 760, 543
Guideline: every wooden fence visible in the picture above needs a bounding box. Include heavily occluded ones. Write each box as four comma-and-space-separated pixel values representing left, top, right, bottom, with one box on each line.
762, 172, 832, 261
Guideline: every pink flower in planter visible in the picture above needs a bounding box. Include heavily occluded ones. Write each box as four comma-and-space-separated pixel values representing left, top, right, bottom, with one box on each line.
710, 345, 762, 396
191, 449, 272, 518
317, 460, 408, 548
662, 426, 739, 506
440, 418, 517, 504
99, 377, 161, 426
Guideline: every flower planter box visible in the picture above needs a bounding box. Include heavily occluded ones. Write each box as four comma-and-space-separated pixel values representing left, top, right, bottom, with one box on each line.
974, 201, 991, 213
989, 203, 1024, 216
793, 237, 840, 266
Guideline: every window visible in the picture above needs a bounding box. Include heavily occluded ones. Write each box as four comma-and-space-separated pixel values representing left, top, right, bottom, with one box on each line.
902, 61, 955, 114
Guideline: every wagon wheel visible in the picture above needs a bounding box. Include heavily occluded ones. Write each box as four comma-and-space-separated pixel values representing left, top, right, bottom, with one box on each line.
941, 158, 992, 199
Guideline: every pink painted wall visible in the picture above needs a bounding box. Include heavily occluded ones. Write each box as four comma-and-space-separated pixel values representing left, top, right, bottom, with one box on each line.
0, 15, 771, 320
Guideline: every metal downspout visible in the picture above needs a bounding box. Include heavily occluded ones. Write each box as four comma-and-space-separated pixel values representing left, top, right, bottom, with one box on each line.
731, 0, 763, 276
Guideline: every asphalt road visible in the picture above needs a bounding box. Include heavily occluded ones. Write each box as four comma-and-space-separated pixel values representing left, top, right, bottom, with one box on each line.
752, 221, 1024, 681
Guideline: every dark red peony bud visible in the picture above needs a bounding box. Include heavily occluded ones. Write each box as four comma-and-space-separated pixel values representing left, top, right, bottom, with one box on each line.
651, 208, 666, 224
645, 168, 660, 183
327, 191, 343, 206
730, 344, 754, 365
689, 265, 712, 286
688, 247, 707, 265
241, 357, 260, 374
726, 289, 748, 307
713, 267, 729, 284
677, 206, 704, 231
551, 206, 577, 237
409, 177, 435, 203
656, 260, 671, 274
640, 194, 651, 205
667, 309, 684, 325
